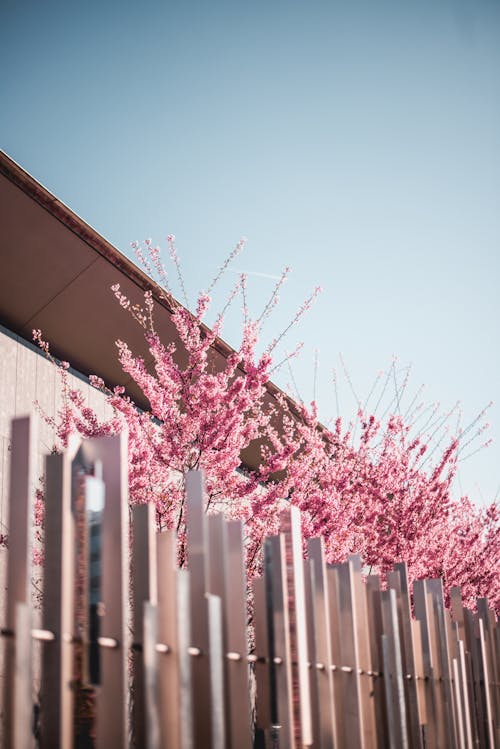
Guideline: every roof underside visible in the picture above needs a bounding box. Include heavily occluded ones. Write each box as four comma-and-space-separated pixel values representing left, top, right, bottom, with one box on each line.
0, 151, 299, 471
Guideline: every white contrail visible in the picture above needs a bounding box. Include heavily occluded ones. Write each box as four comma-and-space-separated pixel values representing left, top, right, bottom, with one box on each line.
231, 269, 281, 280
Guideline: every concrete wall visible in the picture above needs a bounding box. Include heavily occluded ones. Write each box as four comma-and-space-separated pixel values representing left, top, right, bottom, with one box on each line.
0, 325, 113, 525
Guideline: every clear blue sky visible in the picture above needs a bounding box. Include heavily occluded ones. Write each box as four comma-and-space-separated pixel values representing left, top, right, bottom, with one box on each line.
2, 0, 499, 504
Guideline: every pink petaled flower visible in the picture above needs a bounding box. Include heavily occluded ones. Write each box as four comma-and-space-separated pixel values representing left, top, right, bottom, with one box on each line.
33, 329, 50, 354
196, 293, 211, 320
33, 234, 499, 610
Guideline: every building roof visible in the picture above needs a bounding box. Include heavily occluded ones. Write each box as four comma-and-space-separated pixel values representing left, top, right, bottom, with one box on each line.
0, 150, 303, 470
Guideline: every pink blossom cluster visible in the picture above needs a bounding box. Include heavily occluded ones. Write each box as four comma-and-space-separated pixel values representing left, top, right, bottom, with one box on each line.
31, 241, 500, 613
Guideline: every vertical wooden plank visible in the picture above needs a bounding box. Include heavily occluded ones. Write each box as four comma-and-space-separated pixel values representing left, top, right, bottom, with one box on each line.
413, 581, 446, 749
82, 471, 105, 689
381, 634, 398, 749
177, 569, 194, 749
6, 416, 37, 604
426, 579, 459, 747
452, 657, 466, 748
81, 433, 130, 749
326, 565, 345, 747
450, 587, 466, 645
391, 564, 424, 749
477, 598, 500, 733
381, 588, 409, 749
431, 582, 462, 746
264, 534, 295, 748
280, 507, 313, 746
206, 514, 230, 745
477, 617, 496, 748
4, 416, 37, 749
185, 470, 213, 749
307, 537, 336, 749
156, 530, 186, 748
303, 558, 321, 746
450, 589, 478, 746
446, 611, 466, 748
411, 620, 427, 729
207, 593, 225, 749
226, 520, 252, 747
40, 449, 74, 749
456, 636, 474, 749
252, 575, 271, 741
143, 602, 160, 749
365, 575, 390, 748
335, 559, 364, 748
464, 608, 485, 748
13, 602, 33, 749
132, 504, 158, 749
206, 514, 245, 748
349, 555, 377, 748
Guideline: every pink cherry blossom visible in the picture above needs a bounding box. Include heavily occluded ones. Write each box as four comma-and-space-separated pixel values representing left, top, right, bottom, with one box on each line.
30, 239, 499, 612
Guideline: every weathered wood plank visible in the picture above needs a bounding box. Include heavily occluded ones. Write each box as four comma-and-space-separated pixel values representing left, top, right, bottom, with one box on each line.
4, 417, 37, 749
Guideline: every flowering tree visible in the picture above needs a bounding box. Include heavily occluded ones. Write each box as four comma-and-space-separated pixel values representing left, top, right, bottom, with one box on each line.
32, 237, 499, 611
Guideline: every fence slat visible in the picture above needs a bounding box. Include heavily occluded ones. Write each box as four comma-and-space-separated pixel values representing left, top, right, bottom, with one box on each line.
465, 608, 486, 748
186, 470, 214, 749
280, 507, 313, 746
81, 433, 130, 749
4, 416, 37, 749
381, 588, 409, 748
365, 575, 389, 748
132, 504, 158, 749
177, 569, 194, 749
307, 537, 336, 748
303, 558, 321, 746
449, 587, 477, 748
349, 555, 377, 748
334, 559, 364, 748
411, 619, 427, 729
207, 514, 252, 748
390, 564, 424, 749
2, 417, 498, 749
226, 520, 252, 747
426, 579, 458, 747
253, 574, 271, 742
478, 617, 496, 748
207, 592, 225, 749
156, 530, 186, 748
13, 602, 33, 749
264, 534, 295, 748
477, 598, 500, 733
143, 602, 160, 749
40, 449, 74, 749
326, 565, 346, 746
414, 581, 445, 748
456, 636, 474, 749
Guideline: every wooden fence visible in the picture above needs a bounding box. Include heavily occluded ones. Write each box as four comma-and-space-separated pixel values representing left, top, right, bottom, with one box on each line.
1, 415, 499, 748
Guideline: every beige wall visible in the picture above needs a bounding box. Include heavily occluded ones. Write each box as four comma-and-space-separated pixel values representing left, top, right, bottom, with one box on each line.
0, 326, 113, 722
0, 324, 112, 542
